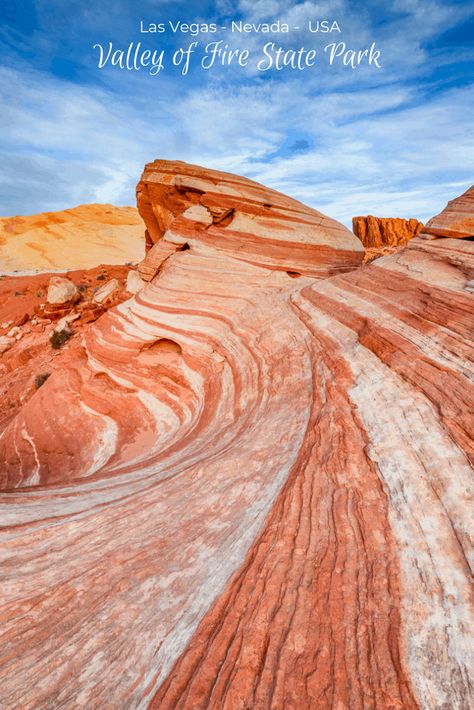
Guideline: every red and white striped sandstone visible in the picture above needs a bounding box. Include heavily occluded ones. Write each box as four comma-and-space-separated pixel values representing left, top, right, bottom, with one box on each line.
0, 162, 472, 710
422, 184, 474, 239
136, 160, 364, 281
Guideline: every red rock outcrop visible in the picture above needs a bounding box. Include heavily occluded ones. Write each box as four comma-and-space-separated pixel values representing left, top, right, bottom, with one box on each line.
137, 160, 364, 280
421, 184, 474, 239
353, 215, 424, 249
0, 163, 472, 710
0, 203, 144, 273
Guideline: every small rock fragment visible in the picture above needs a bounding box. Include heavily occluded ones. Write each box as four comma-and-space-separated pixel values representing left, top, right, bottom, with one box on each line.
13, 313, 29, 327
0, 336, 13, 354
93, 278, 119, 304
56, 313, 80, 331
125, 270, 144, 294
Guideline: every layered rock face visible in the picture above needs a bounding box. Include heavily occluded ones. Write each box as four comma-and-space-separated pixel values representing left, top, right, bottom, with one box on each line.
0, 203, 144, 273
137, 160, 364, 281
421, 184, 474, 239
0, 162, 472, 710
353, 214, 424, 248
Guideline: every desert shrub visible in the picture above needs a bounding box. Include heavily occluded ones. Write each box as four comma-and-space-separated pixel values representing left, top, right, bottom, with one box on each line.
50, 329, 73, 349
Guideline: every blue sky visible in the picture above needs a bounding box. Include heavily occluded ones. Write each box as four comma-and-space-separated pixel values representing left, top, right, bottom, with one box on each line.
0, 0, 473, 226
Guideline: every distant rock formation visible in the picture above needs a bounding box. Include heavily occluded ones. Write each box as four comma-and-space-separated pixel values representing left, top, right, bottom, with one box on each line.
352, 214, 424, 248
0, 204, 144, 274
421, 184, 474, 239
0, 163, 472, 710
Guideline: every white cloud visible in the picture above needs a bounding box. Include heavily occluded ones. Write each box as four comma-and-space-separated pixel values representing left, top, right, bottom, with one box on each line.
0, 0, 473, 230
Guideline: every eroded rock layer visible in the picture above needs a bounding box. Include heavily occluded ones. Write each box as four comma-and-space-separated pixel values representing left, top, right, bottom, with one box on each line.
352, 215, 424, 248
0, 264, 140, 435
0, 162, 472, 710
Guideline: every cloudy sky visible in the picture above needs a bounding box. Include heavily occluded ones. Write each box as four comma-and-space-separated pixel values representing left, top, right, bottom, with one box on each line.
0, 0, 473, 226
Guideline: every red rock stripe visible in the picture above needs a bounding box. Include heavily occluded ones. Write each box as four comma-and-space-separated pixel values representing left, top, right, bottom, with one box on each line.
301, 286, 474, 464
149, 332, 417, 710
334, 266, 474, 342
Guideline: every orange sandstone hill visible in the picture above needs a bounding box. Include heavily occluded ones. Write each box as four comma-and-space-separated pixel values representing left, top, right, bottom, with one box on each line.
0, 163, 472, 709
0, 203, 145, 273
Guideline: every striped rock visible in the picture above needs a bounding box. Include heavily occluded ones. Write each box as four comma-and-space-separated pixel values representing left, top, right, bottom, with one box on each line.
422, 184, 474, 239
136, 159, 364, 281
0, 164, 472, 710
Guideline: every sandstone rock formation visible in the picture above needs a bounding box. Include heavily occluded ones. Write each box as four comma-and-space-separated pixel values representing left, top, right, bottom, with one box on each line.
353, 215, 424, 248
137, 160, 364, 281
0, 162, 472, 710
0, 264, 133, 434
0, 204, 144, 273
421, 184, 474, 239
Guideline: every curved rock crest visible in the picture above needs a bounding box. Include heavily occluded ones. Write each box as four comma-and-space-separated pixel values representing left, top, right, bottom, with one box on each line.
422, 184, 474, 239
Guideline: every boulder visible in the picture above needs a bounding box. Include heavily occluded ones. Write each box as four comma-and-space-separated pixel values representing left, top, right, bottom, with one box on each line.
136, 159, 364, 280
47, 276, 79, 305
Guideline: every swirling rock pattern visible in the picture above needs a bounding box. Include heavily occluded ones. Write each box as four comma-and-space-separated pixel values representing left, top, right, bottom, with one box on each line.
0, 162, 472, 710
